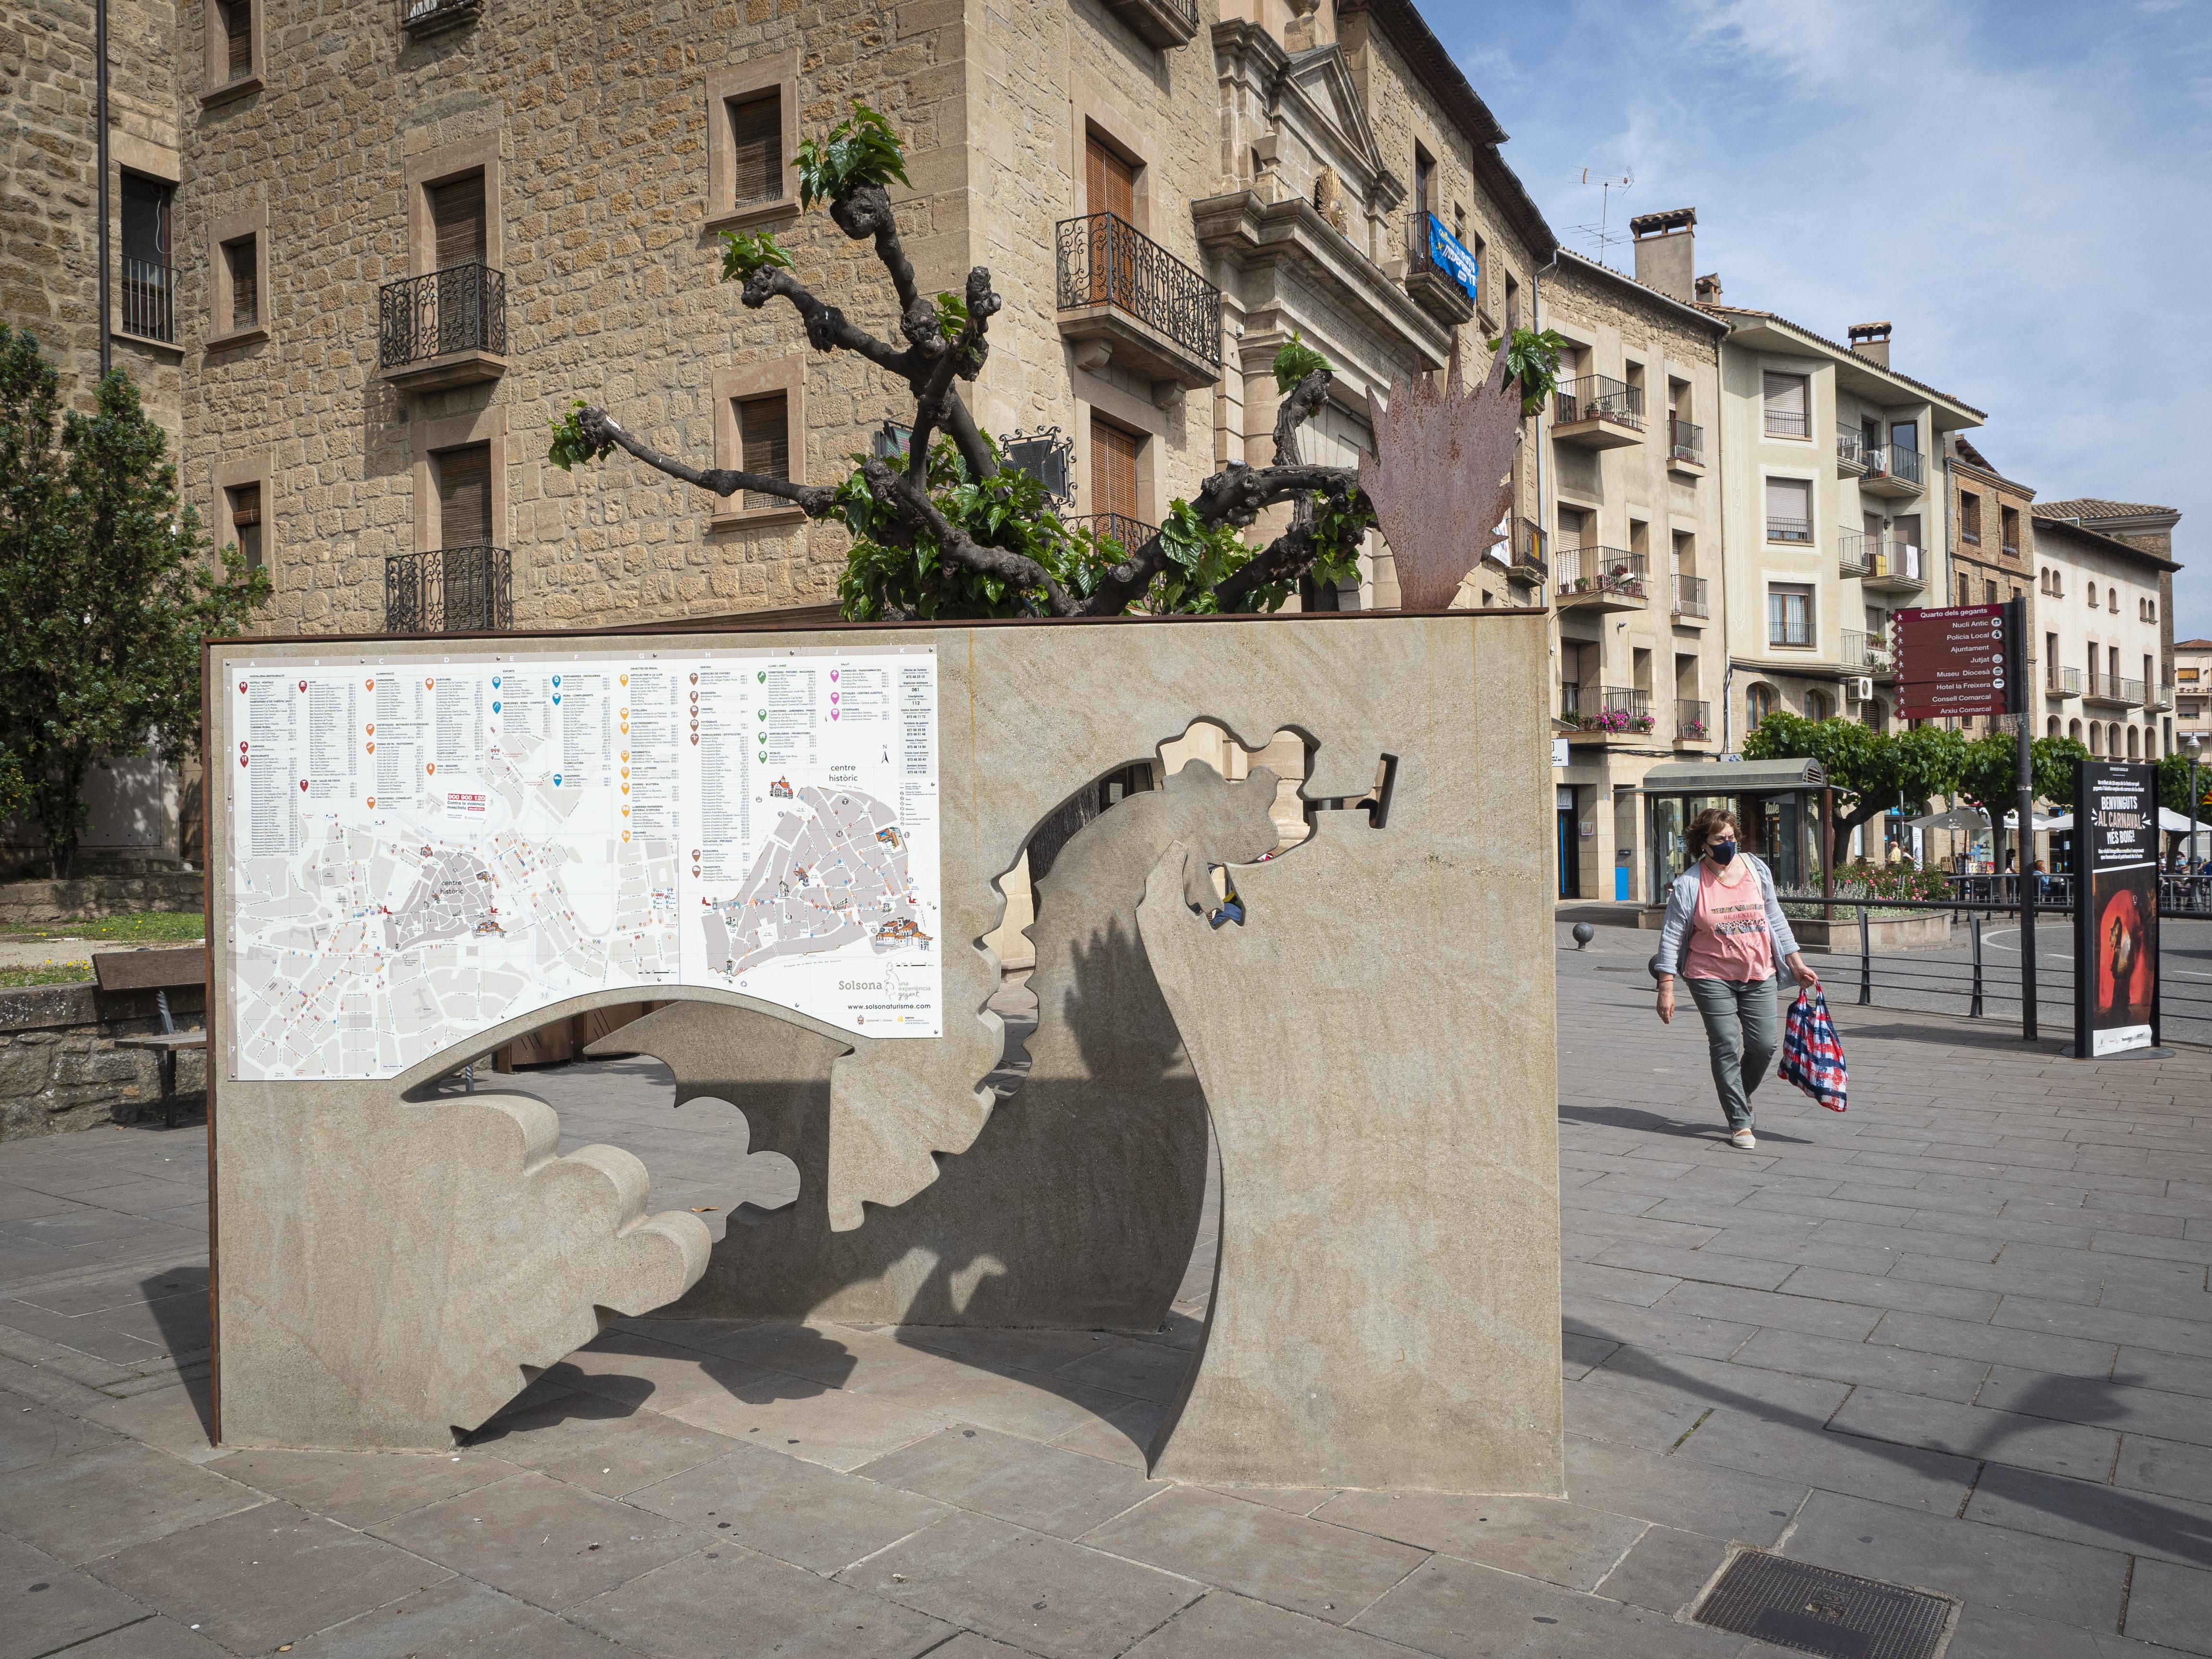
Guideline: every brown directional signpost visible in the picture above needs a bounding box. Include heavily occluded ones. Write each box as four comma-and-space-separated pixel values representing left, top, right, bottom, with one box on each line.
1892, 598, 2039, 1037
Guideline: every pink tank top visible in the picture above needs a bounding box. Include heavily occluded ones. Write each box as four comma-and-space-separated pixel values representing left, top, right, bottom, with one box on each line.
1681, 863, 1776, 982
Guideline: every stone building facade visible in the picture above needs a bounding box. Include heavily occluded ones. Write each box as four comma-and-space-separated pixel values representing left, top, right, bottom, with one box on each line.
1538, 243, 1727, 904
9, 0, 1553, 642
1941, 433, 2038, 740
2031, 511, 2177, 762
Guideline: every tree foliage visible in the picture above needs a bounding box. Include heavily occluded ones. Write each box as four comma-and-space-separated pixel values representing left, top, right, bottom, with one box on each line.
1490, 326, 1568, 416
1742, 713, 1966, 835
0, 328, 269, 876
1953, 732, 2090, 821
2156, 750, 2212, 818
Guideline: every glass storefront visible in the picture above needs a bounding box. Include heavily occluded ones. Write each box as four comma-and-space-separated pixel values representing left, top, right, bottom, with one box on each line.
1641, 759, 1831, 900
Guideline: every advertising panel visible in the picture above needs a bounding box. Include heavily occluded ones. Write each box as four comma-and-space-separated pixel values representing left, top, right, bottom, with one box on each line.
2073, 760, 2159, 1057
223, 643, 940, 1081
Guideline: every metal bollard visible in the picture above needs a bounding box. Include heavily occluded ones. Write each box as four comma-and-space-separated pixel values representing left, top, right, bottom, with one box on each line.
1970, 914, 1984, 1019
1858, 907, 1872, 1006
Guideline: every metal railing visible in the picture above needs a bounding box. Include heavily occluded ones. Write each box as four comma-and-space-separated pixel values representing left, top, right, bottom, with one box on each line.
1676, 699, 1711, 741
1405, 212, 1478, 307
401, 0, 480, 29
378, 263, 506, 368
1055, 214, 1222, 370
1672, 574, 1708, 618
1560, 682, 1583, 721
1554, 545, 1647, 600
1510, 517, 1548, 580
1835, 423, 1867, 468
1841, 629, 1889, 669
2111, 676, 2147, 706
119, 259, 175, 343
1067, 512, 1157, 553
1862, 444, 1925, 488
2153, 683, 2177, 710
1767, 516, 1813, 543
1562, 684, 1654, 733
1668, 417, 1703, 463
386, 547, 512, 633
2050, 666, 2082, 695
1764, 407, 1810, 438
1839, 533, 1922, 582
1555, 374, 1644, 430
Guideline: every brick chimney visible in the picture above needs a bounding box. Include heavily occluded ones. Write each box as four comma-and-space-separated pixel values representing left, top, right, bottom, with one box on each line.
1695, 273, 1722, 302
1849, 321, 1891, 369
1629, 207, 1695, 304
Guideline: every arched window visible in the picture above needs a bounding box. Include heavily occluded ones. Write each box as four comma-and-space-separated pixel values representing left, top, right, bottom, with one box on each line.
2127, 726, 2140, 759
1805, 689, 1830, 721
1747, 684, 1777, 730
2068, 718, 2082, 743
2108, 586, 2118, 611
1867, 699, 1888, 733
2088, 586, 2100, 610
2089, 724, 2104, 757
2047, 716, 2061, 738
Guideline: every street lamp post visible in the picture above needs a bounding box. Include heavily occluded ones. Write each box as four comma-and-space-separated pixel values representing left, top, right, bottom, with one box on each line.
2189, 734, 2204, 895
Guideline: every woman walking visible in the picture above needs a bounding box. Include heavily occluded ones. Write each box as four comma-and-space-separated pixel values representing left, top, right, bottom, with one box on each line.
1654, 808, 1822, 1148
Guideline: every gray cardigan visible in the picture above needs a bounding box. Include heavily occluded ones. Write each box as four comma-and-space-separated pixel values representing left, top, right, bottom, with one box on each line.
1653, 853, 1800, 979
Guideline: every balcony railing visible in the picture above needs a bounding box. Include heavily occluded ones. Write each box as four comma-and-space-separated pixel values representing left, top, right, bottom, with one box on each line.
1555, 374, 1645, 430
401, 0, 481, 32
1764, 407, 1810, 438
1841, 629, 1890, 669
1676, 699, 1711, 742
1404, 212, 1479, 321
2155, 683, 2177, 710
1055, 213, 1221, 372
2051, 666, 2082, 696
1554, 545, 1647, 600
1668, 417, 1703, 464
1838, 533, 1922, 583
1671, 574, 1708, 618
1862, 444, 1925, 489
386, 547, 512, 633
1767, 516, 1813, 543
1560, 681, 1583, 721
119, 258, 175, 343
379, 263, 506, 368
1560, 685, 1655, 734
1835, 423, 1867, 469
2113, 676, 2147, 707
1067, 513, 1158, 554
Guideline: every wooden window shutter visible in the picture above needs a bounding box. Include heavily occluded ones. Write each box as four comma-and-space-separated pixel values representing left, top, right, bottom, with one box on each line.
738, 393, 790, 506
1085, 135, 1135, 223
229, 483, 263, 571
225, 0, 252, 76
226, 238, 258, 328
431, 176, 487, 270
437, 444, 494, 547
729, 93, 782, 208
1091, 421, 1141, 521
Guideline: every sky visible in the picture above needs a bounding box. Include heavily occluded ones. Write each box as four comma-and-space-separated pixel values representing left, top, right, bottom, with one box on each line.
1432, 0, 2212, 637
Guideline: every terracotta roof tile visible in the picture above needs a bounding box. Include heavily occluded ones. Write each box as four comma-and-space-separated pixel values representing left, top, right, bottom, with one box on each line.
2033, 498, 2179, 523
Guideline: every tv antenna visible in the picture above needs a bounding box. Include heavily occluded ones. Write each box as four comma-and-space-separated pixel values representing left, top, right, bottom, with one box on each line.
1572, 168, 1635, 266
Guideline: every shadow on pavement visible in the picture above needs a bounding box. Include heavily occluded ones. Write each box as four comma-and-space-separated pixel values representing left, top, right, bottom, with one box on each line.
138, 1263, 215, 1437
1559, 1102, 1817, 1147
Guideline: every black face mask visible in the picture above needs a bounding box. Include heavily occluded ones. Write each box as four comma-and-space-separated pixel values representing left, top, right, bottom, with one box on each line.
1708, 839, 1739, 865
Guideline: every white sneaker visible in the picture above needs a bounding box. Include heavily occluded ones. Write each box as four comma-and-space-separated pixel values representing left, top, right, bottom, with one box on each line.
1731, 1129, 1757, 1150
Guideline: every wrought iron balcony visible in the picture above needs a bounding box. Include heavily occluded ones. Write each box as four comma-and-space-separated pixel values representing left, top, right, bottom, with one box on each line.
1555, 546, 1647, 610
1764, 407, 1810, 438
1767, 516, 1813, 544
1552, 374, 1644, 449
1671, 574, 1708, 619
1668, 417, 1704, 467
400, 0, 481, 34
1403, 212, 1477, 325
378, 263, 506, 391
1563, 685, 1656, 737
1860, 443, 1924, 498
1835, 423, 1867, 472
386, 547, 512, 634
1676, 699, 1712, 742
119, 258, 175, 344
1066, 513, 1158, 554
1503, 517, 1547, 585
1098, 0, 1197, 48
1055, 213, 1221, 388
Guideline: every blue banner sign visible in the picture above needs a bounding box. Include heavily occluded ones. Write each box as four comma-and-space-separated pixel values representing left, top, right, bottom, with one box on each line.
1426, 214, 1481, 305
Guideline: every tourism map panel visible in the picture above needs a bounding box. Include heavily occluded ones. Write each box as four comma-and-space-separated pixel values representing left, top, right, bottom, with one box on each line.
223, 645, 940, 1080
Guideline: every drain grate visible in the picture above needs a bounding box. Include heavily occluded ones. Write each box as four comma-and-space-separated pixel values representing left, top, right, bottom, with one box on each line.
1691, 1550, 1953, 1659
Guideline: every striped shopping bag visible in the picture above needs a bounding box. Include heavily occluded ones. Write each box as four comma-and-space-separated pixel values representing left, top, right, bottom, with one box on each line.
1778, 987, 1847, 1112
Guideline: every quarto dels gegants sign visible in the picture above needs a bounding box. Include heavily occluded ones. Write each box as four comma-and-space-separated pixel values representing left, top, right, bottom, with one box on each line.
221, 646, 942, 1081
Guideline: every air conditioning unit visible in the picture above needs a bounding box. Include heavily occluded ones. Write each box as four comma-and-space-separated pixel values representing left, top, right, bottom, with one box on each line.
1846, 676, 1875, 703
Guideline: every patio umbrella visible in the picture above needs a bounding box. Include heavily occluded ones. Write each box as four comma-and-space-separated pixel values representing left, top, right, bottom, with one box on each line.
1901, 806, 1990, 833
2001, 809, 2066, 830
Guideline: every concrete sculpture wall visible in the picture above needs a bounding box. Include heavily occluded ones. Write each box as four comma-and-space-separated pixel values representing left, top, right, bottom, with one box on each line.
206, 612, 1560, 1491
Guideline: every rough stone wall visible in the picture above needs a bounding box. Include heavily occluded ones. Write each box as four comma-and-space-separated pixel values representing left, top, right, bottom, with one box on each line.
0, 983, 207, 1141
173, 0, 975, 636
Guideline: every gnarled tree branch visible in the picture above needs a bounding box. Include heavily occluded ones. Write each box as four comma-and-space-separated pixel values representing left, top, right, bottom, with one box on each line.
577, 408, 837, 516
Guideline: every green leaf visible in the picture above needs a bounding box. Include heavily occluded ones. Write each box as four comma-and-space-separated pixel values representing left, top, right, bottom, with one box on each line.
1272, 330, 1331, 394
545, 400, 598, 472
1488, 326, 1569, 417
933, 290, 969, 338
717, 228, 793, 284
794, 100, 913, 209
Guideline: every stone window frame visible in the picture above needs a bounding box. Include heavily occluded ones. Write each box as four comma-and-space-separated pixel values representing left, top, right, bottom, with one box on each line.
1076, 379, 1167, 530
405, 134, 505, 277
205, 203, 270, 348
1074, 97, 1153, 237
710, 357, 807, 530
212, 451, 274, 577
704, 52, 801, 237
412, 404, 509, 553
202, 0, 265, 106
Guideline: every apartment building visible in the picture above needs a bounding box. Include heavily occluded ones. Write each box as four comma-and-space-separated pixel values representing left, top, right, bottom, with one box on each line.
8, 0, 1552, 641
1698, 298, 1984, 747
1939, 434, 2038, 738
2177, 637, 2212, 756
2031, 508, 2177, 761
1539, 228, 1727, 902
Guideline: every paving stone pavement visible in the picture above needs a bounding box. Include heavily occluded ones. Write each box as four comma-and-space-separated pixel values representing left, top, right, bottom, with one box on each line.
0, 946, 2206, 1657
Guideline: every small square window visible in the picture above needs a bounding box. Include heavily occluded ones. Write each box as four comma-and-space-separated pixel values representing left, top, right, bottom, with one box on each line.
1767, 583, 1813, 648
